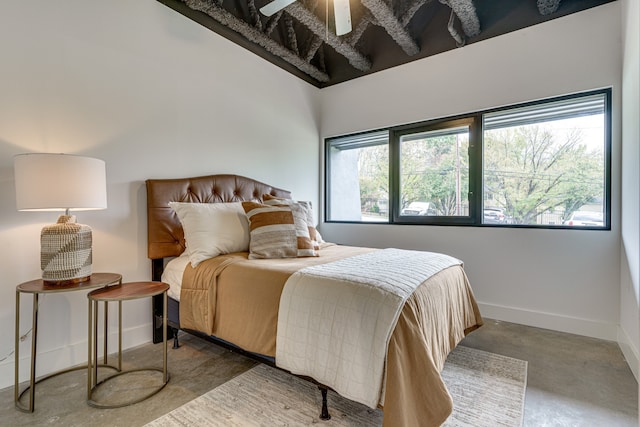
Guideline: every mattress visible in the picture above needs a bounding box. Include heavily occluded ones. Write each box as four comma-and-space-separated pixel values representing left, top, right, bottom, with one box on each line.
161, 253, 190, 301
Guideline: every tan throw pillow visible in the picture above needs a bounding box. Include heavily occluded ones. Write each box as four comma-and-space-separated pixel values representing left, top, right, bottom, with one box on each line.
242, 201, 318, 259
262, 194, 319, 250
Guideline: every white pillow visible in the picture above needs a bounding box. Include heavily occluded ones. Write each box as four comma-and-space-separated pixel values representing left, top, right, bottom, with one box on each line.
168, 202, 250, 267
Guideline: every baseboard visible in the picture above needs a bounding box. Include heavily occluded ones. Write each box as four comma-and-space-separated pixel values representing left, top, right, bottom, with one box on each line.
617, 325, 640, 382
477, 302, 619, 341
0, 322, 152, 391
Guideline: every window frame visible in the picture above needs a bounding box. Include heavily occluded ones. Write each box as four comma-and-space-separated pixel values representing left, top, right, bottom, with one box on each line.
324, 88, 612, 230
325, 128, 391, 223
390, 116, 481, 225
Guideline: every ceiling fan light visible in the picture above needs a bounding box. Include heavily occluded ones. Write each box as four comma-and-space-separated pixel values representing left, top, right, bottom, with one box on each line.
259, 0, 296, 16
334, 0, 352, 36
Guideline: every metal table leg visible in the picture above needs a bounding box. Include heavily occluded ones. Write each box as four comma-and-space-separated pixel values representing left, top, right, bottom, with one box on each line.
87, 297, 92, 400
14, 292, 39, 413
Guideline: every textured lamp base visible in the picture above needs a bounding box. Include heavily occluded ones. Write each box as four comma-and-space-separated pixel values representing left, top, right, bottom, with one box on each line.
41, 215, 93, 285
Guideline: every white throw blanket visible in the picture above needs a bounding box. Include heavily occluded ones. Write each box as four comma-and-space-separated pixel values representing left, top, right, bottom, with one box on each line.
275, 248, 462, 409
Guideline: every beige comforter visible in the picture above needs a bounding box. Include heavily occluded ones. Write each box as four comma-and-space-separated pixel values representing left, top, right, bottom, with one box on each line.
179, 244, 483, 427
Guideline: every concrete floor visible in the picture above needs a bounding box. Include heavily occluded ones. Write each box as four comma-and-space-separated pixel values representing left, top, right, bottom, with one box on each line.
0, 319, 637, 426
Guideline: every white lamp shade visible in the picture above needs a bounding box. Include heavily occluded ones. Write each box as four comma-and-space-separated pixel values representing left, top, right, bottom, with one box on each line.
14, 153, 107, 212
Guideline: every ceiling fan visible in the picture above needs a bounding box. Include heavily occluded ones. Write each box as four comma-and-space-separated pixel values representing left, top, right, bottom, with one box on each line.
259, 0, 353, 36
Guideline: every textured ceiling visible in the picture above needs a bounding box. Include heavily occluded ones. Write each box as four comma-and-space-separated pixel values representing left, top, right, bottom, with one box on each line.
157, 0, 615, 88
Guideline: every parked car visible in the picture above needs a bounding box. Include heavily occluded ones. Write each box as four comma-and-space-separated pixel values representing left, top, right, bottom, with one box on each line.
401, 202, 437, 216
563, 211, 604, 227
483, 207, 507, 224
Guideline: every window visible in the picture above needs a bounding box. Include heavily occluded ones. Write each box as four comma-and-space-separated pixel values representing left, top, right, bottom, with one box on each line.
482, 93, 608, 227
325, 89, 611, 229
394, 118, 474, 224
326, 130, 389, 222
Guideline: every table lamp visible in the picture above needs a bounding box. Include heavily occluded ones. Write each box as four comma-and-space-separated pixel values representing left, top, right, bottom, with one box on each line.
14, 153, 107, 285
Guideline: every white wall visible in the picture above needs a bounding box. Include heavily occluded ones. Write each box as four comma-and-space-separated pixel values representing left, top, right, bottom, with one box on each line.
320, 3, 623, 342
0, 1, 320, 390
620, 0, 640, 381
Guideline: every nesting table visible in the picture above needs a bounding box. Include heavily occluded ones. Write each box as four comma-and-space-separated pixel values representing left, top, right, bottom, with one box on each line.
14, 273, 122, 412
86, 281, 170, 408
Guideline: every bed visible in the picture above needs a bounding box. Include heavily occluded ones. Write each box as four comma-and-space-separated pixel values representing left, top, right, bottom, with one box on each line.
146, 174, 483, 427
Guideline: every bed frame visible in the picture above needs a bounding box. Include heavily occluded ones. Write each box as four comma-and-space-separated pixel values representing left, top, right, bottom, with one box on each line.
146, 174, 332, 419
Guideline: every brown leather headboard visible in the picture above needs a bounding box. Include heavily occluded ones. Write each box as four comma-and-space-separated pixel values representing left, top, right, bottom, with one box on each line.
146, 174, 291, 260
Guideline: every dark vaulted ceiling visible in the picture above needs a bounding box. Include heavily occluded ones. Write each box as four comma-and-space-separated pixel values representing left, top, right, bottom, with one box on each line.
157, 0, 616, 88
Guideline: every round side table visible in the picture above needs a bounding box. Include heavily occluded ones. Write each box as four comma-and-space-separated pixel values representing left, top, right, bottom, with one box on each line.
14, 273, 122, 413
87, 281, 170, 408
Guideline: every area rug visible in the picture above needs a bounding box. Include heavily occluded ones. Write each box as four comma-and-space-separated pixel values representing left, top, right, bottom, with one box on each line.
146, 346, 527, 427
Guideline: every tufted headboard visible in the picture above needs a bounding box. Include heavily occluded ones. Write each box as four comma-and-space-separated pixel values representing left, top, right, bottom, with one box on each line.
146, 174, 291, 261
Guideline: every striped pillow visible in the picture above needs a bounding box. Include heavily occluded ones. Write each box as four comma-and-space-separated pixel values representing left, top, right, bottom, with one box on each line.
262, 194, 319, 250
242, 201, 318, 259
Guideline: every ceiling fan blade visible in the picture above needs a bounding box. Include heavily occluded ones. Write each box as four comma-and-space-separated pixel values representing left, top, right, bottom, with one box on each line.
333, 0, 352, 36
259, 0, 296, 17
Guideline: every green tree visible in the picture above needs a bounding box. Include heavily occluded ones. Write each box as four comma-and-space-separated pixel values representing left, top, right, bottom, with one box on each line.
484, 126, 603, 224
